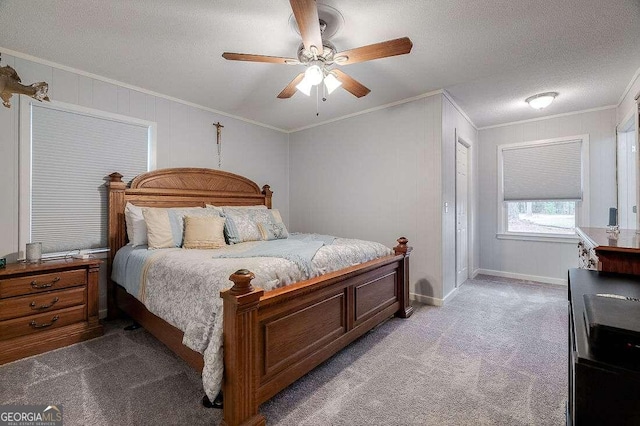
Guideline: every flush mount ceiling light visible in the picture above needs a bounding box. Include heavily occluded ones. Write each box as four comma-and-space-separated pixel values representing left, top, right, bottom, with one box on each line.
526, 92, 558, 110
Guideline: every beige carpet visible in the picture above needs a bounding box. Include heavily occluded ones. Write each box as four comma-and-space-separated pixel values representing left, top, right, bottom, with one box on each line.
0, 275, 567, 425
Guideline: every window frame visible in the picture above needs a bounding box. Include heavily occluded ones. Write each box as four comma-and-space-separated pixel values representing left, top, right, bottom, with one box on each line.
18, 96, 157, 259
496, 134, 590, 243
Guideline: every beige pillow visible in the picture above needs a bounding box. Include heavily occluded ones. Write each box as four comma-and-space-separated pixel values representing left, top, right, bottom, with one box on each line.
142, 208, 174, 249
183, 216, 226, 249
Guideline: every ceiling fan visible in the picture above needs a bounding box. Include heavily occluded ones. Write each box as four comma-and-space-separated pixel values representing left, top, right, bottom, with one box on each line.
222, 0, 413, 100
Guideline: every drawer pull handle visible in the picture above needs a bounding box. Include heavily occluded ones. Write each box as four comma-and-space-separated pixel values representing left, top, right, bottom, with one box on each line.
30, 277, 61, 289
29, 315, 59, 329
30, 297, 59, 310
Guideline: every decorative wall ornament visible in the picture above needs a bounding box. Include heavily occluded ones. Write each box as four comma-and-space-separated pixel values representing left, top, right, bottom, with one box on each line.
0, 56, 50, 108
213, 122, 224, 168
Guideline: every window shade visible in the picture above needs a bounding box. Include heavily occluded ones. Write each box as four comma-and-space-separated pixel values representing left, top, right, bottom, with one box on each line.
31, 105, 149, 253
502, 140, 582, 201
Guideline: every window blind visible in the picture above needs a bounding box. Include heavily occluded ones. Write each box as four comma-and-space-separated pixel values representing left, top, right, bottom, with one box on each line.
31, 105, 149, 253
502, 140, 582, 201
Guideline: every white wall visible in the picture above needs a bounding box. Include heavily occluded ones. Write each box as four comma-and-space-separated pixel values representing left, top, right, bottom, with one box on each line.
618, 72, 640, 125
478, 108, 617, 283
441, 95, 479, 300
0, 53, 289, 315
289, 95, 449, 302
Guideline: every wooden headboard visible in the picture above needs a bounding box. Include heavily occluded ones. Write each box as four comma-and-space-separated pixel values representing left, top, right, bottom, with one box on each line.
107, 167, 272, 264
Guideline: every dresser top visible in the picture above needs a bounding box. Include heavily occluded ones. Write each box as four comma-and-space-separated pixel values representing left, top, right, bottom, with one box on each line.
569, 268, 640, 373
576, 227, 640, 253
0, 258, 102, 277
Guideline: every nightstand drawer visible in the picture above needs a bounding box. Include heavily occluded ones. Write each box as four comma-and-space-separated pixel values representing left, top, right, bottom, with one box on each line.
0, 305, 86, 340
0, 269, 86, 298
0, 287, 86, 321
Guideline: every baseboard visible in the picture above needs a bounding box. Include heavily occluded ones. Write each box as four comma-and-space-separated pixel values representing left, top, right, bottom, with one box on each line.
443, 286, 459, 303
475, 268, 567, 286
471, 268, 480, 279
99, 309, 108, 319
410, 293, 444, 307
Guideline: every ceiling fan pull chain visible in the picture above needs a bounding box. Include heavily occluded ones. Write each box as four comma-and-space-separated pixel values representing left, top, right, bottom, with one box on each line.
316, 84, 319, 116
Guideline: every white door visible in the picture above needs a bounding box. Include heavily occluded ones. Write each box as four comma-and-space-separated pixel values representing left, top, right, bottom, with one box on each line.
617, 130, 637, 229
456, 142, 469, 287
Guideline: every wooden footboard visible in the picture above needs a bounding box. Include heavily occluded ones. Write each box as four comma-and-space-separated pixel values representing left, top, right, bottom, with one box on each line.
221, 239, 412, 426
107, 168, 413, 426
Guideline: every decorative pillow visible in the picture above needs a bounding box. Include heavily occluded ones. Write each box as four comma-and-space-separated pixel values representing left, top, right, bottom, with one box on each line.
166, 207, 222, 247
222, 207, 280, 244
257, 221, 289, 241
142, 207, 220, 249
270, 209, 283, 224
124, 203, 148, 247
142, 208, 174, 249
182, 216, 226, 249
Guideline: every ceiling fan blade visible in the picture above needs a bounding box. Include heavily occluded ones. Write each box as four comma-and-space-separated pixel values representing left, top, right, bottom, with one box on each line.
290, 0, 323, 55
277, 73, 306, 99
222, 52, 299, 65
334, 37, 413, 65
332, 69, 371, 98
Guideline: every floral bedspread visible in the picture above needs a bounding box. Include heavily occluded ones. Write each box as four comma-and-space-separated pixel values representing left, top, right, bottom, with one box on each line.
112, 235, 392, 400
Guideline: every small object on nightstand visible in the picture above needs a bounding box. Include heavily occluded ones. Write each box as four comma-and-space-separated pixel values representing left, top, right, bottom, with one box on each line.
25, 242, 42, 263
0, 258, 5, 269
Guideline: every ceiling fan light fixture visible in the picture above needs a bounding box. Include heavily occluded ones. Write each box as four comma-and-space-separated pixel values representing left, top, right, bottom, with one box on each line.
296, 76, 313, 96
304, 63, 324, 86
526, 92, 558, 110
324, 72, 342, 94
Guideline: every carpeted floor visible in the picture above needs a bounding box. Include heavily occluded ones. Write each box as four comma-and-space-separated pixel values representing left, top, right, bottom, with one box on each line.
0, 275, 567, 425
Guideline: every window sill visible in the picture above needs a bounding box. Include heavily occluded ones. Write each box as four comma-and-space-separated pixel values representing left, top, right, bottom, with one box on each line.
496, 233, 579, 244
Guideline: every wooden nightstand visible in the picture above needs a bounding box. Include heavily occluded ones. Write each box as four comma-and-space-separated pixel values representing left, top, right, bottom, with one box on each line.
0, 258, 104, 364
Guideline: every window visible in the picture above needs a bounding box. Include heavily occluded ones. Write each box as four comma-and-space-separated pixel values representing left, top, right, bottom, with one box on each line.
19, 98, 156, 256
497, 135, 589, 241
506, 201, 575, 234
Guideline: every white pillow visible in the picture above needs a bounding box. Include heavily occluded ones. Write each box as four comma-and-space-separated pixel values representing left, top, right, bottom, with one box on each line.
124, 203, 148, 247
142, 208, 174, 249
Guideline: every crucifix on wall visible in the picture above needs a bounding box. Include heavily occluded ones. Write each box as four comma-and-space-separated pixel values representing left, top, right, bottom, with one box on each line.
213, 121, 224, 168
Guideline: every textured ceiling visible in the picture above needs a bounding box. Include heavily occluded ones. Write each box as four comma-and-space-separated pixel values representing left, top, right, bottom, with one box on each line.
0, 0, 639, 130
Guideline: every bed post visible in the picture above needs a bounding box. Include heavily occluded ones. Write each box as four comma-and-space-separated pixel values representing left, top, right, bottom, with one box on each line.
262, 185, 272, 209
394, 237, 414, 318
107, 172, 127, 320
221, 269, 266, 426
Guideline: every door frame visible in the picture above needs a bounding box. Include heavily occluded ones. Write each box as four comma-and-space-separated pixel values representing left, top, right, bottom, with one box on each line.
455, 131, 472, 287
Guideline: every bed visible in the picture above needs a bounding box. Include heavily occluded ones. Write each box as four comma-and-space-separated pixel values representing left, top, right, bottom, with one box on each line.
107, 168, 412, 426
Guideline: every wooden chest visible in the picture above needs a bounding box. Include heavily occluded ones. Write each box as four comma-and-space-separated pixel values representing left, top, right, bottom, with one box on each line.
0, 258, 103, 364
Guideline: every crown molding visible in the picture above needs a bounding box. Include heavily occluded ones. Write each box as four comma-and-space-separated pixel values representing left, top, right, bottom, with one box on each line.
288, 89, 444, 133
617, 64, 640, 107
0, 46, 288, 133
441, 90, 477, 130
477, 105, 617, 131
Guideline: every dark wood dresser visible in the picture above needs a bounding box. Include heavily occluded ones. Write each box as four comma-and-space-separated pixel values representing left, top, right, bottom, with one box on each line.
568, 268, 640, 425
576, 227, 640, 274
0, 258, 103, 364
